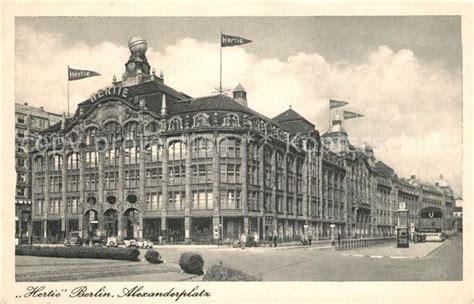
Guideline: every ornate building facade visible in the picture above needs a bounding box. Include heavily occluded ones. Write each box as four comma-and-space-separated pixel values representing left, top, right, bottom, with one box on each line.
28, 36, 457, 244
30, 36, 324, 244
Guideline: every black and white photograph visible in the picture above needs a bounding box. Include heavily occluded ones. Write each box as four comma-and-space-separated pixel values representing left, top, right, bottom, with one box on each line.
2, 2, 473, 304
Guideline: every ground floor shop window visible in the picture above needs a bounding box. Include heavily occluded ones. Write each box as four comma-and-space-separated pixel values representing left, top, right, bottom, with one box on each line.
191, 217, 212, 242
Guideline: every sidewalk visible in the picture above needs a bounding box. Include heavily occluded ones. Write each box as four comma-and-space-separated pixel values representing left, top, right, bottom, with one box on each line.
340, 240, 448, 259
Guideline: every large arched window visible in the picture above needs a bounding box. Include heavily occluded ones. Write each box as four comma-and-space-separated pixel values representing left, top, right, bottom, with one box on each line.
34, 156, 45, 172
191, 138, 213, 184
219, 137, 241, 158
219, 138, 241, 184
247, 143, 259, 186
49, 154, 62, 171
168, 117, 182, 130
66, 152, 80, 170
276, 151, 284, 190
287, 155, 294, 192
104, 121, 121, 144
124, 121, 139, 140
264, 146, 273, 188
124, 146, 140, 165
85, 126, 98, 146
193, 113, 209, 128
168, 141, 186, 185
296, 158, 304, 194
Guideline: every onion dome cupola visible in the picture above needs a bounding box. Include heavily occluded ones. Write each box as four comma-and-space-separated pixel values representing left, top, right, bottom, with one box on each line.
233, 83, 248, 107
122, 35, 152, 86
322, 114, 349, 155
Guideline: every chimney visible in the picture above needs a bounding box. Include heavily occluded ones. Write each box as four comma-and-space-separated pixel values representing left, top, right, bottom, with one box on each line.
232, 83, 247, 107
410, 174, 416, 180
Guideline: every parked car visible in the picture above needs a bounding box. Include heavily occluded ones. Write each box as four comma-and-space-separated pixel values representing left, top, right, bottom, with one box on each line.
107, 236, 127, 247
124, 239, 138, 248
64, 232, 83, 247
90, 235, 105, 246
136, 238, 154, 249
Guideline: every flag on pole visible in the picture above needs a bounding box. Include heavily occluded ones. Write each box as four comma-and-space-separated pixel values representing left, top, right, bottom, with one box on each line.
329, 99, 349, 109
68, 67, 101, 81
221, 33, 252, 47
343, 110, 364, 120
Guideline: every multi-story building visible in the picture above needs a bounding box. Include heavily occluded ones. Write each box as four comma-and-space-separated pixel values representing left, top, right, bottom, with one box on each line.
28, 35, 457, 244
373, 161, 397, 236
30, 36, 324, 244
15, 103, 61, 244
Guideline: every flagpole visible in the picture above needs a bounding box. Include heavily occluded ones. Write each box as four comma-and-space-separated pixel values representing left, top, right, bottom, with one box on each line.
67, 65, 70, 118
219, 30, 223, 94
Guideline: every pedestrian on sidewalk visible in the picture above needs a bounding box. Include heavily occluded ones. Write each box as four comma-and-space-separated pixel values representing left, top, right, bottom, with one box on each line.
240, 232, 247, 250
337, 232, 341, 247
308, 234, 312, 246
273, 231, 278, 247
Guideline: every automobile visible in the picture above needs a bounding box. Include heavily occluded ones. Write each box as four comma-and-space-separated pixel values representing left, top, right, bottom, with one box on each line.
90, 235, 105, 246
136, 238, 154, 249
64, 232, 83, 247
124, 239, 138, 248
107, 236, 126, 248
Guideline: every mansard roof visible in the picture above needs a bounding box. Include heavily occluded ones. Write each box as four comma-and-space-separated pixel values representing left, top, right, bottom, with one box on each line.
374, 161, 395, 179
42, 79, 320, 138
273, 108, 315, 134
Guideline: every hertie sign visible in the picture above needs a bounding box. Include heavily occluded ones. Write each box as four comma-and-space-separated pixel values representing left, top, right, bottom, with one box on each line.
221, 34, 252, 47
68, 67, 101, 81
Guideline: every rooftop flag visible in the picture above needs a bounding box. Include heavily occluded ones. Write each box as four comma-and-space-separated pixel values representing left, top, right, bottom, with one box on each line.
343, 110, 364, 120
221, 33, 252, 47
330, 99, 349, 109
68, 67, 101, 81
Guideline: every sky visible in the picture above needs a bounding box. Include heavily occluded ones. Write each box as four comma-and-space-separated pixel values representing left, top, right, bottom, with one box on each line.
15, 17, 463, 195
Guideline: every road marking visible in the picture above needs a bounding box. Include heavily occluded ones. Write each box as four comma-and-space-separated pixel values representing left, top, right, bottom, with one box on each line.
370, 255, 384, 258
342, 254, 349, 256
353, 254, 363, 257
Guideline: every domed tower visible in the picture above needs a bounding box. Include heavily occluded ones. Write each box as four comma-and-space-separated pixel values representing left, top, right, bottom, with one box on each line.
122, 35, 151, 86
233, 83, 247, 107
322, 114, 349, 155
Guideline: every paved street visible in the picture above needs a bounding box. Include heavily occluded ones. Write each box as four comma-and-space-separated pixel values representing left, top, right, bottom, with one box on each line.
16, 234, 462, 281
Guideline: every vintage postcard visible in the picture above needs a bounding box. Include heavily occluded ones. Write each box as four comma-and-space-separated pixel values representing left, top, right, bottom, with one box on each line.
1, 2, 472, 304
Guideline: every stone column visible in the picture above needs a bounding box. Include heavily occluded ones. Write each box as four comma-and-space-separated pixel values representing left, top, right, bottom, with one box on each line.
212, 134, 220, 241
79, 150, 85, 236
241, 139, 249, 232
97, 150, 104, 235
44, 153, 50, 241
61, 150, 67, 239
116, 146, 123, 237
161, 139, 169, 242
271, 150, 277, 233
302, 157, 308, 222
185, 136, 192, 243
139, 137, 146, 239
324, 169, 329, 219
258, 145, 265, 239
31, 157, 37, 244
282, 152, 288, 218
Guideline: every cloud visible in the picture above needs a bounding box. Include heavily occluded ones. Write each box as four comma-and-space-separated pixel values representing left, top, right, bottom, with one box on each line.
15, 25, 463, 194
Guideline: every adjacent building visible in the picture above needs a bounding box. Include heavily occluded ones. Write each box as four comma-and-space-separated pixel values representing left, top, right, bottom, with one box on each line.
15, 103, 61, 244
